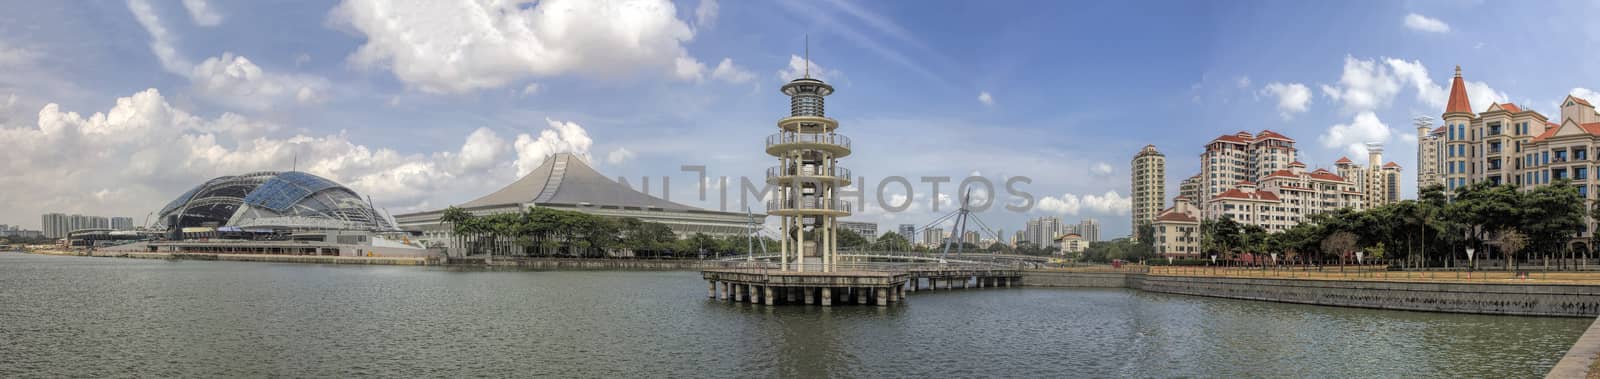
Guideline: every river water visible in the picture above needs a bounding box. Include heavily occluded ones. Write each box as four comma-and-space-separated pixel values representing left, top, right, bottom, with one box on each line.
0, 251, 1589, 378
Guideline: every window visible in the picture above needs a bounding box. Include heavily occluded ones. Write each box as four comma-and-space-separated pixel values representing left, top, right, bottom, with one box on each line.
1578, 167, 1589, 180
1579, 149, 1589, 161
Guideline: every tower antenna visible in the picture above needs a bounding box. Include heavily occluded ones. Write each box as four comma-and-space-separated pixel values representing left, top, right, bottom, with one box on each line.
804, 34, 810, 79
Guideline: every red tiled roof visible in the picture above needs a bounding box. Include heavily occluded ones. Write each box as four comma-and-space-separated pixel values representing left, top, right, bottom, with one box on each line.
1335, 156, 1353, 164
1445, 66, 1472, 114
1308, 169, 1345, 182
1530, 125, 1561, 143
1255, 129, 1294, 142
1155, 209, 1199, 223
1238, 180, 1256, 186
1212, 134, 1251, 144
1264, 169, 1298, 179
1289, 161, 1306, 167
1431, 126, 1445, 135
1212, 188, 1280, 202
1499, 103, 1521, 113
1383, 162, 1400, 168
1577, 97, 1594, 106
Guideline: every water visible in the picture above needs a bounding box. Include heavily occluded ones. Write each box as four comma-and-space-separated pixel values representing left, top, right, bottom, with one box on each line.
0, 251, 1589, 378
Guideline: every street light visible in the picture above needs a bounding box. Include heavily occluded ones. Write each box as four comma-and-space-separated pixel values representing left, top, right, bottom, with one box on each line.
1466, 247, 1476, 271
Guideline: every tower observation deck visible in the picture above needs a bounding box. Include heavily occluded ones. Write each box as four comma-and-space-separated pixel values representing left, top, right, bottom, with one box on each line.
768, 75, 851, 273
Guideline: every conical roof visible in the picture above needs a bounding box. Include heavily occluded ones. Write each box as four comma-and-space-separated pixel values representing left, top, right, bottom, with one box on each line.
1445, 65, 1472, 114
458, 153, 699, 211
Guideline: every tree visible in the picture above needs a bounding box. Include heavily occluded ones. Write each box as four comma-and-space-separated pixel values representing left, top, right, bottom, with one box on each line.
837, 228, 870, 251
873, 232, 911, 252
1321, 231, 1357, 272
1495, 228, 1528, 272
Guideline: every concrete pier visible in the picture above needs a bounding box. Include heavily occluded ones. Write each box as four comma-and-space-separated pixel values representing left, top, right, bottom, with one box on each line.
702, 269, 911, 306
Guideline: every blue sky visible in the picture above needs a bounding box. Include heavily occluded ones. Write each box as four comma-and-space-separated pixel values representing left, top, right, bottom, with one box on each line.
3, 0, 1599, 238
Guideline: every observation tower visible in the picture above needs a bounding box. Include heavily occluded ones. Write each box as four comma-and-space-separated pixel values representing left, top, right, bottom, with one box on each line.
767, 68, 851, 272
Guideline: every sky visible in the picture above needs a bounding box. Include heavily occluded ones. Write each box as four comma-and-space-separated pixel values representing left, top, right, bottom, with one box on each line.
4, 0, 1600, 239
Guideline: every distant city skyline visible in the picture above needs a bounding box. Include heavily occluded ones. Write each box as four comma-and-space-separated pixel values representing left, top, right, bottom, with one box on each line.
7, 1, 1600, 238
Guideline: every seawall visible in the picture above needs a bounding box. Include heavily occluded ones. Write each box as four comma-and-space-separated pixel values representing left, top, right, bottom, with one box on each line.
445, 257, 723, 270
1020, 270, 1600, 317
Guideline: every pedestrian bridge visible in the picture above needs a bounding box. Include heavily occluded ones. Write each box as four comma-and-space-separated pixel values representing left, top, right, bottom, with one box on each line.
719, 250, 1052, 267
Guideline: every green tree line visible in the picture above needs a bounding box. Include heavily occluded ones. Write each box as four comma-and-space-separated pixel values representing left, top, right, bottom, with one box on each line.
439, 206, 776, 258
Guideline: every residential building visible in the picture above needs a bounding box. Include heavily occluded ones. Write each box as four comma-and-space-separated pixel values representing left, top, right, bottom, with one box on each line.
1024, 216, 1061, 247
897, 224, 915, 242
1417, 120, 1446, 190
1131, 145, 1166, 238
1056, 233, 1086, 255
1012, 230, 1025, 247
1151, 197, 1201, 258
962, 230, 979, 244
1333, 144, 1403, 207
1200, 130, 1297, 202
1076, 219, 1101, 242
922, 227, 946, 247
1178, 174, 1203, 207
110, 217, 134, 230
840, 221, 878, 239
41, 213, 67, 238
1431, 66, 1552, 192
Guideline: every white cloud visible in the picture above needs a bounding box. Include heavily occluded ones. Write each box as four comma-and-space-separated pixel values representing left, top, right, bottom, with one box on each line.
1569, 88, 1600, 106
1386, 58, 1508, 110
190, 53, 330, 110
1091, 162, 1113, 176
1037, 191, 1130, 216
710, 58, 753, 83
1236, 76, 1251, 89
607, 147, 636, 165
1404, 13, 1450, 33
0, 39, 38, 68
181, 0, 223, 26
1260, 82, 1311, 119
331, 0, 705, 94
977, 91, 994, 106
1319, 56, 1402, 114
0, 88, 597, 224
294, 53, 311, 67
776, 54, 837, 82
520, 83, 541, 96
127, 0, 192, 75
1322, 111, 1392, 157
514, 118, 595, 176
695, 0, 718, 29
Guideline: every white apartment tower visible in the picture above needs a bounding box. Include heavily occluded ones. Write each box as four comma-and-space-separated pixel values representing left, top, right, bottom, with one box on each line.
1131, 145, 1166, 238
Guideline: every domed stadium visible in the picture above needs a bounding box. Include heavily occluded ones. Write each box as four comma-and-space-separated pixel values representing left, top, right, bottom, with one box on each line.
155, 171, 395, 232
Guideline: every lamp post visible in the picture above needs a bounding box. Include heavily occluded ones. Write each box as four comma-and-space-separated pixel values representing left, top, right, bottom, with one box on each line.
1466, 247, 1476, 272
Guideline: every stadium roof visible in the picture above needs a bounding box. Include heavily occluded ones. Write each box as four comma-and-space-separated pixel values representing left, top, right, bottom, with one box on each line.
458, 153, 702, 212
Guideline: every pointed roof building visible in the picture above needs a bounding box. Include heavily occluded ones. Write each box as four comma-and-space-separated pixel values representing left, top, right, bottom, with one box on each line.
395, 153, 756, 241
1445, 65, 1473, 115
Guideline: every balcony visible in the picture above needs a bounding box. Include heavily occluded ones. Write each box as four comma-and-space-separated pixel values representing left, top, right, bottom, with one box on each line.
766, 165, 852, 186
766, 197, 852, 216
766, 132, 851, 158
776, 115, 840, 132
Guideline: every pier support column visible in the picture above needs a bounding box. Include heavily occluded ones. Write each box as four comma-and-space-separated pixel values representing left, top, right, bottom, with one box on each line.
977, 278, 985, 288
821, 287, 833, 307
857, 288, 868, 304
764, 286, 775, 306
786, 288, 797, 303
709, 281, 717, 298
734, 284, 744, 302
1002, 277, 1010, 287
887, 286, 898, 303
876, 288, 888, 306
804, 288, 815, 305
719, 282, 729, 300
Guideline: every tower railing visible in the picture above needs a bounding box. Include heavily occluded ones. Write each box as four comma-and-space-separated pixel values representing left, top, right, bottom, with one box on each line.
766, 198, 853, 213
766, 132, 851, 151
766, 165, 851, 181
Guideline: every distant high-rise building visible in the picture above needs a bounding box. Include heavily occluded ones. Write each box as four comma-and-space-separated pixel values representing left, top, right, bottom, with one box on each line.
41, 213, 67, 238
1077, 219, 1100, 242
1024, 216, 1061, 247
1012, 230, 1025, 247
1131, 145, 1167, 239
839, 221, 878, 239
1178, 174, 1203, 208
110, 217, 135, 230
897, 224, 915, 242
922, 227, 946, 247
962, 230, 979, 244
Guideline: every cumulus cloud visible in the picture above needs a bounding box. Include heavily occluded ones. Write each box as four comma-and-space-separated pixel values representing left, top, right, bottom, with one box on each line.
0, 39, 38, 68
181, 0, 223, 26
607, 147, 635, 164
1037, 191, 1130, 216
127, 0, 192, 75
0, 88, 595, 225
1404, 13, 1450, 33
776, 54, 837, 82
190, 53, 330, 109
1091, 162, 1113, 176
978, 91, 994, 106
1320, 56, 1507, 115
1260, 82, 1311, 119
1569, 88, 1600, 106
694, 0, 718, 29
1322, 111, 1391, 157
331, 0, 706, 93
710, 58, 754, 83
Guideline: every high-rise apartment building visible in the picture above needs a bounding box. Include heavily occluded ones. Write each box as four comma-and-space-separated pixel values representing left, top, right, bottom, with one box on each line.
897, 224, 915, 242
110, 217, 135, 230
1182, 129, 1396, 232
1131, 145, 1166, 238
1178, 174, 1203, 208
1076, 219, 1100, 242
922, 227, 946, 247
1024, 216, 1062, 247
1333, 145, 1403, 207
41, 213, 67, 238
